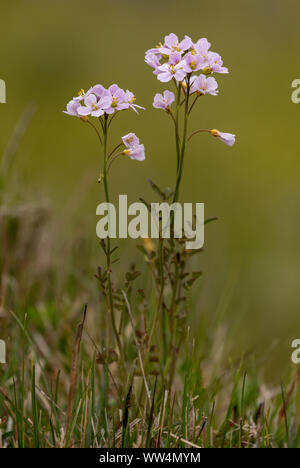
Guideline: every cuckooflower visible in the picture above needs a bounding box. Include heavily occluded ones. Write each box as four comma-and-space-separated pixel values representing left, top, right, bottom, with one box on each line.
77, 93, 112, 117
211, 129, 235, 146
206, 53, 228, 74
145, 50, 162, 70
183, 52, 205, 73
190, 75, 218, 96
192, 38, 211, 65
123, 144, 145, 161
122, 133, 140, 148
63, 98, 81, 117
124, 90, 145, 113
158, 33, 192, 55
105, 84, 130, 114
157, 59, 186, 82
153, 90, 175, 110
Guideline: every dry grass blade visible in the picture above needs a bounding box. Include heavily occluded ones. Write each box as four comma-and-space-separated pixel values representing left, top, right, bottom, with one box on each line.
164, 431, 201, 448
65, 304, 87, 437
278, 365, 300, 424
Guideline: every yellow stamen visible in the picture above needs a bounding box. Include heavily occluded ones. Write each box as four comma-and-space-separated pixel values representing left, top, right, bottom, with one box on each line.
78, 89, 85, 96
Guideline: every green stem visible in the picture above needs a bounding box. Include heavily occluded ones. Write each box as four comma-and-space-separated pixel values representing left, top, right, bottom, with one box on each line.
174, 84, 181, 175
102, 116, 123, 359
173, 76, 191, 203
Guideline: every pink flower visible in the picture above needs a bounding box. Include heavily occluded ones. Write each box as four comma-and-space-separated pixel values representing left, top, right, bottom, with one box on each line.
211, 129, 235, 146
63, 98, 81, 117
122, 133, 140, 148
207, 52, 228, 74
145, 50, 162, 70
183, 52, 205, 73
123, 144, 145, 161
192, 38, 211, 65
153, 90, 175, 110
157, 57, 186, 82
158, 33, 192, 55
124, 90, 145, 114
77, 93, 112, 117
105, 84, 130, 114
88, 84, 110, 100
190, 75, 218, 96
122, 133, 145, 161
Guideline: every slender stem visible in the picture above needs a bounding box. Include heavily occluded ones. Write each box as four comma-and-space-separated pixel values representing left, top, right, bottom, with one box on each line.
86, 119, 102, 145
174, 84, 181, 175
106, 151, 123, 173
187, 129, 211, 142
102, 115, 123, 359
173, 75, 191, 203
148, 238, 164, 346
188, 94, 200, 115
108, 142, 124, 160
108, 111, 119, 130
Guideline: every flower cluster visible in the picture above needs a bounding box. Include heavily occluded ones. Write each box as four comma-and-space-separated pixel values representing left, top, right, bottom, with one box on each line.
145, 33, 228, 85
147, 33, 235, 147
64, 84, 144, 119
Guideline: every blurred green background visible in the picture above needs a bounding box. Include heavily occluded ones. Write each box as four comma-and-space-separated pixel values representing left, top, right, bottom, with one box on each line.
1, 0, 300, 380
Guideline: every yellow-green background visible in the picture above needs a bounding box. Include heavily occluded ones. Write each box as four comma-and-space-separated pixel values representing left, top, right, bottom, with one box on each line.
1, 0, 300, 379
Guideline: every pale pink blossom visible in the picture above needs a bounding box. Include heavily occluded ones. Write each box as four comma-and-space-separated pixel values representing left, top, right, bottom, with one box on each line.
77, 93, 112, 117
145, 50, 162, 70
192, 38, 211, 65
158, 33, 192, 55
211, 129, 235, 146
123, 144, 145, 161
207, 52, 228, 74
153, 90, 175, 110
105, 84, 130, 114
124, 90, 145, 113
122, 133, 140, 148
63, 99, 81, 117
157, 59, 186, 82
190, 75, 218, 96
183, 52, 205, 73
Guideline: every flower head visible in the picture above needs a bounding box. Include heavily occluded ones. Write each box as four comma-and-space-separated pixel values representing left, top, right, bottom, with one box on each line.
190, 75, 218, 96
145, 34, 229, 84
153, 90, 175, 110
211, 129, 235, 146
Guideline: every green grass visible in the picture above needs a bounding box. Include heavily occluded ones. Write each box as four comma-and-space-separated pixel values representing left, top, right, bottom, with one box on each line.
0, 196, 300, 448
